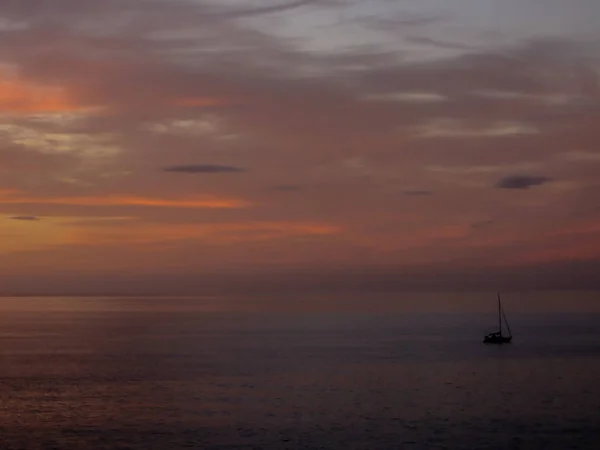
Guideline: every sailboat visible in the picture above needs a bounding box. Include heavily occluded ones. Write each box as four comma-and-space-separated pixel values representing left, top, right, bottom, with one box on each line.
483, 292, 512, 344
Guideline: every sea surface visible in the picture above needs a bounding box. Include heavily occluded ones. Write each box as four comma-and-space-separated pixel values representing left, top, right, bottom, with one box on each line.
1, 295, 600, 449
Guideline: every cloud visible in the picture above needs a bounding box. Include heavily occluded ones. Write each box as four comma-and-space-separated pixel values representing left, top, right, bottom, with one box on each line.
208, 0, 328, 18
9, 215, 40, 221
403, 36, 479, 52
2, 122, 119, 159
560, 151, 600, 163
0, 72, 88, 114
0, 192, 250, 209
412, 119, 539, 139
77, 221, 342, 246
361, 92, 447, 103
495, 175, 553, 190
162, 164, 245, 174
403, 189, 433, 196
0, 218, 342, 255
272, 184, 302, 191
426, 162, 542, 175
471, 220, 494, 229
146, 117, 240, 142
470, 90, 584, 106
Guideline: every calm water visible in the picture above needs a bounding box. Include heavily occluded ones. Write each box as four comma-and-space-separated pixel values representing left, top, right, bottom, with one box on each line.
1, 296, 600, 449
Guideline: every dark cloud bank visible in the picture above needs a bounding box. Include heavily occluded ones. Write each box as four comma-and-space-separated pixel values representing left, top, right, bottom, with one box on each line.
163, 164, 245, 174
495, 175, 553, 189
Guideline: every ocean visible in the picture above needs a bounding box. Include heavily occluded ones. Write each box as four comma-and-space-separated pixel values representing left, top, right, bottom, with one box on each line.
1, 295, 599, 449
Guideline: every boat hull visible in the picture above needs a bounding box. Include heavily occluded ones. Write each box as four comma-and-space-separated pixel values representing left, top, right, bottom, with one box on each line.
483, 336, 512, 344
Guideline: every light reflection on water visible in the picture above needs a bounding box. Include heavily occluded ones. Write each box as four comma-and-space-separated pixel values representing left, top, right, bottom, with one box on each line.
0, 296, 599, 449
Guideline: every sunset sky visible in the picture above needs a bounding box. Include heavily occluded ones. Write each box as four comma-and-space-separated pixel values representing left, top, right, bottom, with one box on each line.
1, 0, 600, 295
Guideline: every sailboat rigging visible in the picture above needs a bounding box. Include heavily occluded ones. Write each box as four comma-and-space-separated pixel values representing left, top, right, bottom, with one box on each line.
483, 292, 512, 344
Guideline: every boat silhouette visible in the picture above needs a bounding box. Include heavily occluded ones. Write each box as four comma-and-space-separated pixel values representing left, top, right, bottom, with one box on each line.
483, 292, 512, 344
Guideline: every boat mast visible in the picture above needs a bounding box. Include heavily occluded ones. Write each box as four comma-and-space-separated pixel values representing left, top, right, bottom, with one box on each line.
497, 292, 502, 336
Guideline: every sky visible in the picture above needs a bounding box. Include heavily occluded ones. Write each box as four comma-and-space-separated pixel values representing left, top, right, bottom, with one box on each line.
1, 0, 600, 295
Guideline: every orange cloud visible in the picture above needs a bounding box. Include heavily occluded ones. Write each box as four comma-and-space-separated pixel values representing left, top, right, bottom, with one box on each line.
0, 192, 251, 209
0, 73, 86, 114
0, 216, 341, 256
